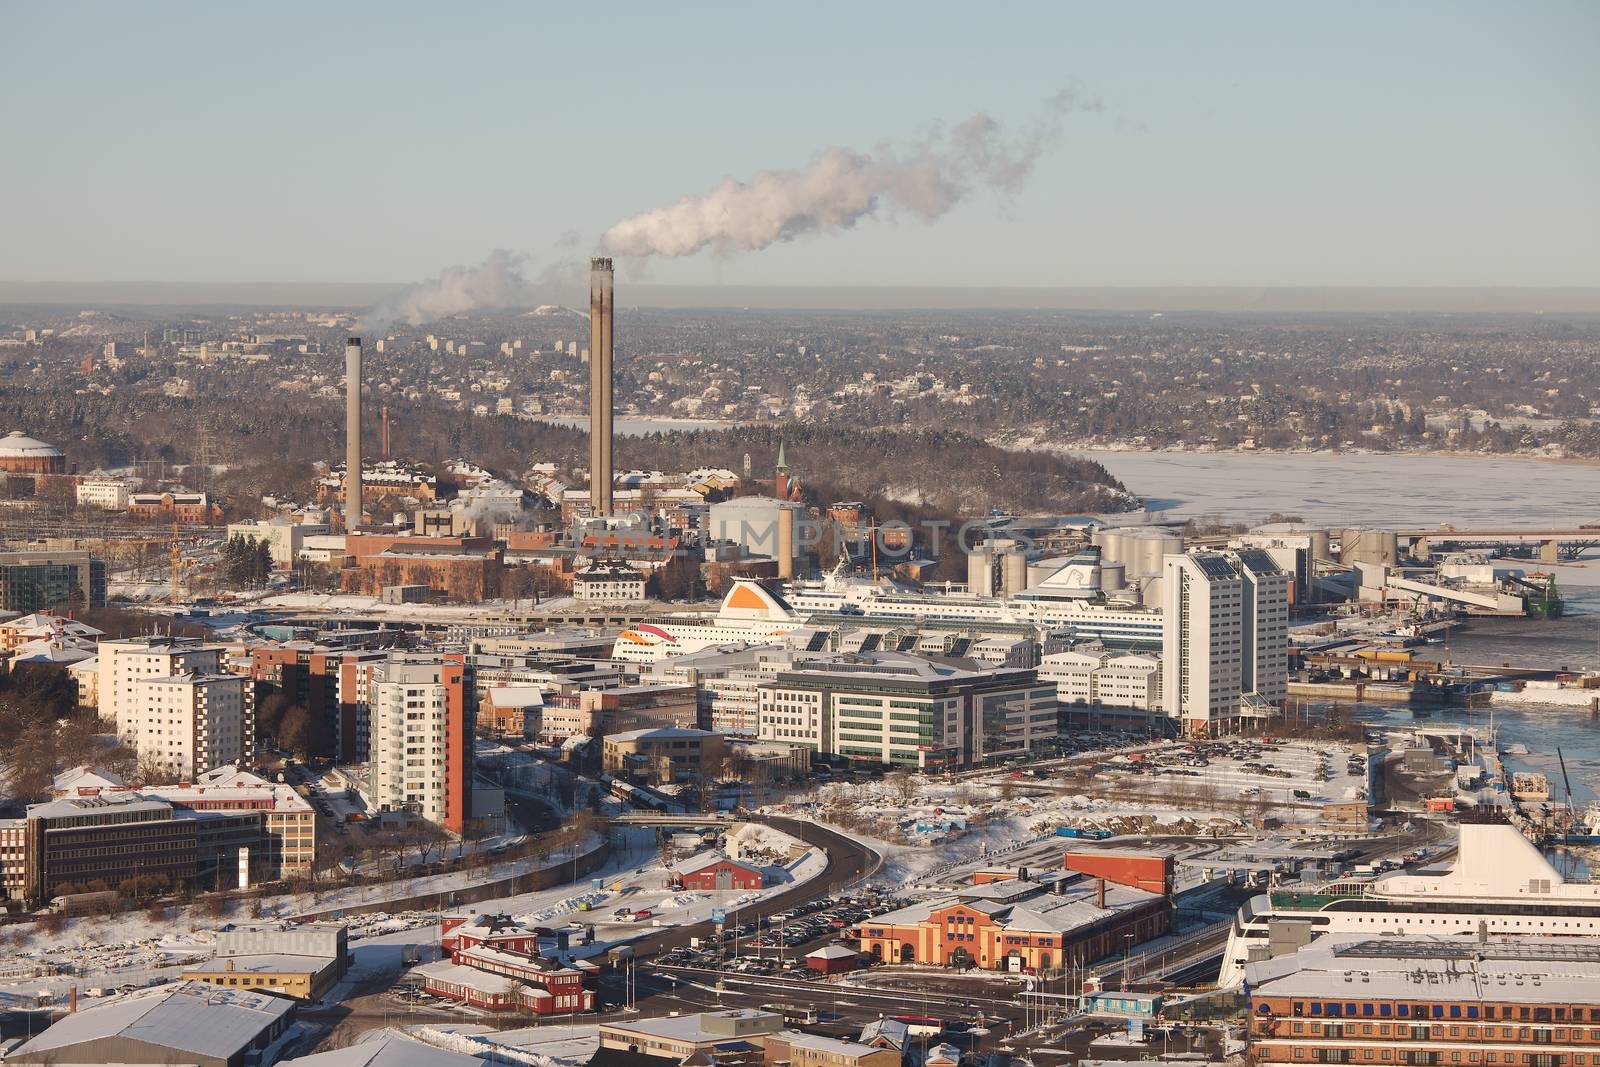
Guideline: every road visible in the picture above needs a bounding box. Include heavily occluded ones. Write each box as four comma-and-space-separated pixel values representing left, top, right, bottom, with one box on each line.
296, 814, 877, 1050
619, 815, 880, 959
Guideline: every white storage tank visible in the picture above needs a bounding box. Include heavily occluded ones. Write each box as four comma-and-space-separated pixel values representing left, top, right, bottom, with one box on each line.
1121, 528, 1183, 578
1002, 546, 1028, 598
1092, 527, 1126, 565
1339, 527, 1398, 567
1099, 561, 1127, 593
967, 545, 995, 597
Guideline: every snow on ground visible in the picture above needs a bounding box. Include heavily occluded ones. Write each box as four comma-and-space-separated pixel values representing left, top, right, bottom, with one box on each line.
770, 738, 1365, 885
0, 832, 608, 1004
251, 591, 580, 619
437, 824, 827, 952
377, 825, 825, 966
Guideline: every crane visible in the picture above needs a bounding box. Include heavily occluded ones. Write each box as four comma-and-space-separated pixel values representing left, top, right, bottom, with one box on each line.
1559, 746, 1576, 821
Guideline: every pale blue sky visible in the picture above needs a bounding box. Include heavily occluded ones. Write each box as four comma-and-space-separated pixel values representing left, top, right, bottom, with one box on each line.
3, 1, 1596, 288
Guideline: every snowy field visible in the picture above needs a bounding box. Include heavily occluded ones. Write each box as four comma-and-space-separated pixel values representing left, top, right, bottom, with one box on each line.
433, 823, 826, 950
775, 739, 1367, 885
0, 823, 826, 1007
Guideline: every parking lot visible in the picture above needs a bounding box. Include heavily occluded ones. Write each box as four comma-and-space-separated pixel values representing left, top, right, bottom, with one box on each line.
652, 890, 902, 979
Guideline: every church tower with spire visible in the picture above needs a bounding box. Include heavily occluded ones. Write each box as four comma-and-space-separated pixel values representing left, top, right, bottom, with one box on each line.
773, 441, 790, 501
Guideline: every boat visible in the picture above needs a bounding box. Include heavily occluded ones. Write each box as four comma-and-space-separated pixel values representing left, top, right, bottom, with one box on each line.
1511, 772, 1551, 801
1504, 743, 1530, 755
1217, 821, 1600, 987
1521, 573, 1565, 619
1561, 804, 1600, 845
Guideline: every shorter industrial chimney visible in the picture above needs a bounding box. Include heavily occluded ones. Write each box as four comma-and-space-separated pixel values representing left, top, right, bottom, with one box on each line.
777, 505, 796, 580
345, 337, 362, 530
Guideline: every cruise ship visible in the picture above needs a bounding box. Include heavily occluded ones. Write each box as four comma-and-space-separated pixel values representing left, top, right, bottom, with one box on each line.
610, 580, 813, 663
616, 555, 1165, 663
784, 553, 1164, 648
1218, 821, 1600, 986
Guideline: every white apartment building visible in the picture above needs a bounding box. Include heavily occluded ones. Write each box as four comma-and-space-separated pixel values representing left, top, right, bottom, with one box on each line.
1162, 553, 1244, 734
75, 478, 131, 511
126, 673, 250, 780
1234, 548, 1290, 706
1038, 649, 1160, 711
1161, 550, 1289, 735
366, 658, 471, 827
756, 652, 1058, 769
1038, 650, 1100, 706
98, 637, 225, 734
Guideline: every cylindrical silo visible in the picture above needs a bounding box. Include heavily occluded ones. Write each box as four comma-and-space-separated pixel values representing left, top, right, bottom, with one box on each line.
967, 545, 995, 597
1092, 527, 1124, 566
1119, 528, 1182, 579
1308, 528, 1332, 564
1002, 546, 1028, 598
1339, 527, 1398, 567
1099, 561, 1127, 593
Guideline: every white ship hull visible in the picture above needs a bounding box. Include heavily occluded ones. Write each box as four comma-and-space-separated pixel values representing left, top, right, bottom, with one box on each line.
1217, 822, 1600, 987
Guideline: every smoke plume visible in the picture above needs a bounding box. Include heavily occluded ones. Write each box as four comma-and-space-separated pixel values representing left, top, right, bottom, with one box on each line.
361, 249, 534, 330
602, 90, 1095, 259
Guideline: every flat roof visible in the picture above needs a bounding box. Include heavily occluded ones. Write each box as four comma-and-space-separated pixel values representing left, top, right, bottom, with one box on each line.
601, 1009, 781, 1044
779, 1030, 884, 1056
1249, 936, 1600, 1003
605, 726, 715, 742
185, 953, 337, 975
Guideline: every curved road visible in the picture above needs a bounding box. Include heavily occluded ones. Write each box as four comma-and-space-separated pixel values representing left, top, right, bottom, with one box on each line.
619, 815, 880, 959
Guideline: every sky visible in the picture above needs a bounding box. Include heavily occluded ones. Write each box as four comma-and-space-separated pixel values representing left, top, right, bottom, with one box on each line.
2, 1, 1597, 292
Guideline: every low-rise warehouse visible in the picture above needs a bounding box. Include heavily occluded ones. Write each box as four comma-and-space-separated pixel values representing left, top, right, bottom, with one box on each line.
180, 952, 340, 1001
4, 981, 294, 1067
599, 1008, 783, 1059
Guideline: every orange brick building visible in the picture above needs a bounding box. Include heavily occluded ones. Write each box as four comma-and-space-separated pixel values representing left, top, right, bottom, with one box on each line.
857, 870, 1170, 973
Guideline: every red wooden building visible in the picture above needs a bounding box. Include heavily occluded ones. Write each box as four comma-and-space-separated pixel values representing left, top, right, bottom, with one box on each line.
673, 853, 766, 892
440, 912, 542, 956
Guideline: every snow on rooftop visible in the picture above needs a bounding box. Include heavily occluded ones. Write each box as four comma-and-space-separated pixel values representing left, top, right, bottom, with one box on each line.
11, 980, 293, 1060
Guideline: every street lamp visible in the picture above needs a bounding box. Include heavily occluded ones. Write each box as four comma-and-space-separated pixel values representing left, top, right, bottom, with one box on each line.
1122, 934, 1135, 992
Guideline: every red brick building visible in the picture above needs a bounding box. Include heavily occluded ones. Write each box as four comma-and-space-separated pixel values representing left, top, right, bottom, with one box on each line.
1062, 850, 1174, 897
128, 491, 221, 524
806, 944, 861, 975
0, 431, 66, 475
340, 533, 503, 602
1249, 938, 1600, 1067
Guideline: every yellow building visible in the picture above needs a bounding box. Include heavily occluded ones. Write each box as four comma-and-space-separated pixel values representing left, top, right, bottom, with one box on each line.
181, 953, 338, 1001
602, 726, 726, 786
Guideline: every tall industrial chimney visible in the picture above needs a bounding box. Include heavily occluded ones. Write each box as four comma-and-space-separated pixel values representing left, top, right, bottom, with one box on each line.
589, 258, 614, 517
345, 337, 363, 530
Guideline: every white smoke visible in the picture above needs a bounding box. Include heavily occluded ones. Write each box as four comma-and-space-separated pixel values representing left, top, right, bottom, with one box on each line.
361, 249, 534, 330
602, 90, 1096, 259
